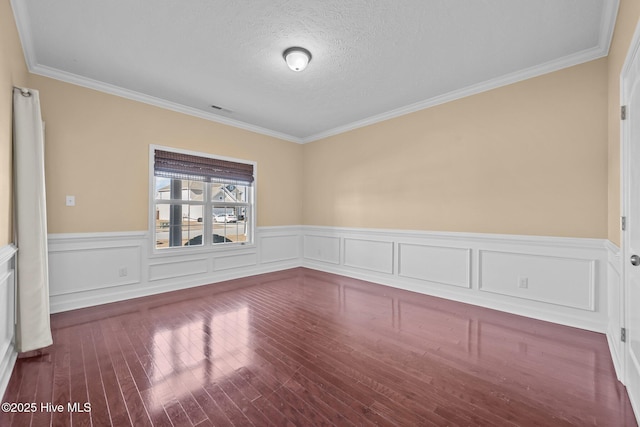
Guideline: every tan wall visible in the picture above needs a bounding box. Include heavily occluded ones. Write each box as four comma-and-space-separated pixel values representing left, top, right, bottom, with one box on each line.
0, 0, 29, 246
1, 0, 620, 241
27, 75, 303, 233
608, 0, 640, 247
303, 59, 608, 239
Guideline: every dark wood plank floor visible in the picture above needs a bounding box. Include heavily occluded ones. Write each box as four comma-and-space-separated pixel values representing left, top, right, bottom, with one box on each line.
1, 267, 637, 426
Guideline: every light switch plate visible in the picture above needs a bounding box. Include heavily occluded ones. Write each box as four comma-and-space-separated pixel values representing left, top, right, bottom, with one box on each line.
65, 195, 75, 206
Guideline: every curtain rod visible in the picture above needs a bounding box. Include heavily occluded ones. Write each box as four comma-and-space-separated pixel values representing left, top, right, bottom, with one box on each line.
13, 86, 31, 97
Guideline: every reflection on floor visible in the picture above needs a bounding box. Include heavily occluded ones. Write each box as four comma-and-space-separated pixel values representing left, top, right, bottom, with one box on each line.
1, 268, 637, 426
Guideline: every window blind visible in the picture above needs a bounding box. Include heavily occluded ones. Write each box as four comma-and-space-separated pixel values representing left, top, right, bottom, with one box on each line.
154, 149, 254, 183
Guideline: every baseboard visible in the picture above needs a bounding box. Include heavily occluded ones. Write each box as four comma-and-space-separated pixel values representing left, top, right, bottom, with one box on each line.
47, 227, 612, 334
44, 227, 627, 399
301, 226, 609, 333
47, 227, 302, 313
0, 346, 17, 402
49, 259, 300, 313
0, 244, 17, 400
47, 227, 611, 332
34, 226, 630, 420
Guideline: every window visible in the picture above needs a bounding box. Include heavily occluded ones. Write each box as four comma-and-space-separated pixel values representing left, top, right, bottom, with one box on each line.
152, 147, 255, 250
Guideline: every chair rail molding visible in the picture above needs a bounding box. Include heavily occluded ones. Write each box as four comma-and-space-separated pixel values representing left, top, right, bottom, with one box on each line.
300, 226, 609, 333
0, 244, 17, 400
47, 227, 301, 313
46, 226, 612, 335
43, 227, 627, 396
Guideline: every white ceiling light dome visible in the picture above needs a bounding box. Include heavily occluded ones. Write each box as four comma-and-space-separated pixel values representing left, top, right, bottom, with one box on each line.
283, 47, 312, 72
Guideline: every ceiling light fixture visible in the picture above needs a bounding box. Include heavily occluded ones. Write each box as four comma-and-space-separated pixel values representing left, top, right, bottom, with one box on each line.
283, 47, 312, 72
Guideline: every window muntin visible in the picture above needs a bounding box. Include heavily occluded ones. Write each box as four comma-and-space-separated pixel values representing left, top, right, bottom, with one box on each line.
152, 148, 254, 250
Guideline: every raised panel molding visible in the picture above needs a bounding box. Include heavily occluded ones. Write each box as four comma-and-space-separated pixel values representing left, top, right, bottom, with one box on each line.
47, 227, 301, 313
260, 234, 300, 264
398, 243, 471, 288
0, 244, 17, 402
303, 235, 340, 264
50, 245, 142, 295
301, 226, 608, 333
149, 257, 209, 282
46, 226, 612, 336
39, 228, 624, 400
478, 250, 595, 311
343, 238, 394, 274
214, 252, 258, 271
33, 227, 627, 409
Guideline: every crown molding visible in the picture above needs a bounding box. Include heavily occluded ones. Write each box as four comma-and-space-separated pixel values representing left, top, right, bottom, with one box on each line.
11, 0, 619, 145
301, 0, 620, 143
28, 64, 304, 144
599, 0, 620, 53
11, 0, 304, 143
301, 46, 611, 143
10, 0, 37, 70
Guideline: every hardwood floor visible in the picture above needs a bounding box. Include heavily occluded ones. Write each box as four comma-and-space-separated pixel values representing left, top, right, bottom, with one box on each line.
1, 267, 637, 426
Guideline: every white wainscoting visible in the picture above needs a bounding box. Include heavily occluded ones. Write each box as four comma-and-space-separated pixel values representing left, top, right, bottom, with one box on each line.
606, 241, 624, 381
301, 226, 609, 333
344, 238, 395, 274
47, 227, 301, 313
0, 244, 17, 401
44, 224, 628, 392
398, 244, 471, 289
260, 233, 300, 264
479, 250, 595, 311
47, 225, 615, 335
303, 235, 340, 264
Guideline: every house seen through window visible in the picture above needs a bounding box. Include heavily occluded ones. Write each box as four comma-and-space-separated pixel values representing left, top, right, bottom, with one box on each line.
153, 148, 254, 249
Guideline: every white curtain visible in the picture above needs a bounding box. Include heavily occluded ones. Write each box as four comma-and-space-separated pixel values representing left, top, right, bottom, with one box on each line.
13, 87, 53, 352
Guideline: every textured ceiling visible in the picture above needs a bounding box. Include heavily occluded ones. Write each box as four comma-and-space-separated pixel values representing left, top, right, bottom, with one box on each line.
11, 0, 619, 143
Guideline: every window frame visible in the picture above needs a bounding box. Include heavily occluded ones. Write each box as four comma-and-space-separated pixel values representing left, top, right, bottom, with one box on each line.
149, 145, 257, 255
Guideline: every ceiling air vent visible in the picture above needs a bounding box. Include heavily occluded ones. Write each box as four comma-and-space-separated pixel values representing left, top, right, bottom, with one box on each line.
211, 104, 233, 114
